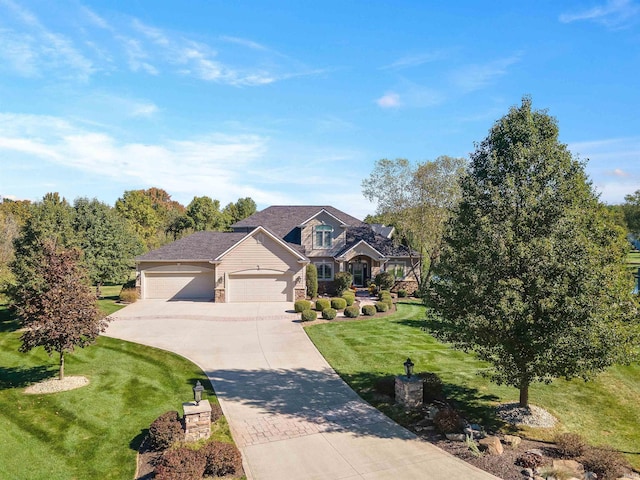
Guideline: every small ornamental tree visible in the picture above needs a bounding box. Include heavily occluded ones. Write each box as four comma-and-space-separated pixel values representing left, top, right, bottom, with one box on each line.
334, 271, 353, 296
11, 240, 108, 380
306, 263, 318, 298
430, 97, 639, 407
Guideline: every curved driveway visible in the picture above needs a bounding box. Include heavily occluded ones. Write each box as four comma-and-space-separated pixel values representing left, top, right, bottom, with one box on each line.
106, 300, 498, 480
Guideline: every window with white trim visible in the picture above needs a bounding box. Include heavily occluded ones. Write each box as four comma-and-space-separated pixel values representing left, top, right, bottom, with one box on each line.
386, 261, 406, 280
315, 261, 334, 280
314, 224, 333, 249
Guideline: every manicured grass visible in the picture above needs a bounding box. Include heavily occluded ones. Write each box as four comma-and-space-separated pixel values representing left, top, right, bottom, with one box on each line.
97, 283, 127, 317
305, 302, 640, 469
0, 303, 223, 479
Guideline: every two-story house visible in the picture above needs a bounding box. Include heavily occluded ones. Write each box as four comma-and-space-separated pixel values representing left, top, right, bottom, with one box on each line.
135, 205, 418, 302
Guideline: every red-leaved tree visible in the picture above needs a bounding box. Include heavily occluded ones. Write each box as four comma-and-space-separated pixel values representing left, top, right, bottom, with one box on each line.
12, 240, 108, 380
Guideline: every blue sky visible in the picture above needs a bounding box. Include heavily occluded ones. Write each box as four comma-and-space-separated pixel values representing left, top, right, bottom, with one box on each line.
1, 0, 639, 219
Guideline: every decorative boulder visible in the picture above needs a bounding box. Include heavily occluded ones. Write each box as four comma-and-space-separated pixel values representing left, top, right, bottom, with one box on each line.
478, 436, 504, 455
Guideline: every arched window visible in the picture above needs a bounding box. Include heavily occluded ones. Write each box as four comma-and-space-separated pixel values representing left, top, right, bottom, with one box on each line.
314, 224, 333, 248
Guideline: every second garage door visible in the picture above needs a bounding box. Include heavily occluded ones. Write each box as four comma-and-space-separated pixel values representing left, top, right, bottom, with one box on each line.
228, 274, 292, 302
144, 272, 214, 300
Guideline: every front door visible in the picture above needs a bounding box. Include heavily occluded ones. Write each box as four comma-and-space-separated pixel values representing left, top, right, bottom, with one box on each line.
351, 262, 367, 287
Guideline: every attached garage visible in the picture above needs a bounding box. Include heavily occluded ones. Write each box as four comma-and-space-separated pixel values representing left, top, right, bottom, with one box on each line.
144, 272, 214, 300
227, 273, 293, 302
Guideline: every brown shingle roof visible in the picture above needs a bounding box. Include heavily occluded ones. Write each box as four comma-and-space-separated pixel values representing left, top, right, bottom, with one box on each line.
231, 205, 365, 238
136, 231, 248, 261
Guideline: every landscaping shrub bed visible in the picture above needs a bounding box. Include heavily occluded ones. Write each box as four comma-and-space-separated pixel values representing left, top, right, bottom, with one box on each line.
331, 297, 347, 310
315, 298, 331, 311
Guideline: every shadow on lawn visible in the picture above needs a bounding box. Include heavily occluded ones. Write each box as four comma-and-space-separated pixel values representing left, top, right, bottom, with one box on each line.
343, 370, 504, 430
0, 306, 20, 333
0, 365, 56, 389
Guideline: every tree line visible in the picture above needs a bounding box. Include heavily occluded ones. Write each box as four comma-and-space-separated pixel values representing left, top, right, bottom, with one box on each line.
0, 188, 257, 293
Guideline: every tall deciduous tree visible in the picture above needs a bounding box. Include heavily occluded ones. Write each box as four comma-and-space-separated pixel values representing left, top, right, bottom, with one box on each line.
362, 156, 466, 291
430, 97, 638, 407
10, 193, 77, 294
73, 198, 143, 294
186, 196, 224, 231
622, 190, 640, 238
12, 240, 107, 380
115, 190, 161, 250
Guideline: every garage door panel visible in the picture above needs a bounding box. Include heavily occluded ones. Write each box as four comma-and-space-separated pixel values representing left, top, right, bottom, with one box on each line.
145, 273, 214, 300
229, 274, 291, 302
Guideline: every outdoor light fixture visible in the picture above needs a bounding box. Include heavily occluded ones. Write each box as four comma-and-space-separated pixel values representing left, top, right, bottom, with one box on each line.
403, 357, 414, 378
193, 380, 204, 405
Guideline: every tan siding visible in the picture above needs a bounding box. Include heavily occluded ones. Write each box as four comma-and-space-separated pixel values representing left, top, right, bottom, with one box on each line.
218, 234, 302, 277
301, 211, 347, 257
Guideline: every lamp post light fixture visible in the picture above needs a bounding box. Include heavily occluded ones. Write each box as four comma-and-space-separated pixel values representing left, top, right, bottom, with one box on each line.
193, 380, 205, 405
403, 357, 414, 378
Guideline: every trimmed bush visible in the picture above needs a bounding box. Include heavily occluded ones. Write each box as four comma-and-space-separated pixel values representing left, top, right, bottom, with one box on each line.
433, 407, 463, 434
119, 288, 138, 303
334, 272, 353, 296
379, 290, 392, 300
375, 271, 394, 291
300, 309, 317, 322
155, 447, 206, 480
331, 297, 347, 310
554, 432, 588, 458
322, 308, 337, 320
210, 401, 223, 423
341, 293, 355, 306
580, 446, 630, 480
306, 264, 318, 299
362, 305, 376, 316
375, 301, 389, 312
344, 305, 360, 318
202, 441, 243, 478
515, 452, 544, 469
397, 289, 407, 298
315, 298, 331, 311
149, 411, 183, 451
294, 299, 311, 313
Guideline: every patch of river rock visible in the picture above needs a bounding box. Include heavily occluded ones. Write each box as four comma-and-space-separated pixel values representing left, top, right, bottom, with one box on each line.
496, 403, 557, 428
24, 376, 89, 394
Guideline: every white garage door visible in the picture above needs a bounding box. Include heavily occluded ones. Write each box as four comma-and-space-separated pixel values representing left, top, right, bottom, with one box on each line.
144, 273, 214, 300
228, 274, 291, 302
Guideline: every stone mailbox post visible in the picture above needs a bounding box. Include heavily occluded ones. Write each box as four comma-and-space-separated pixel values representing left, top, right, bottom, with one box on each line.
183, 400, 212, 442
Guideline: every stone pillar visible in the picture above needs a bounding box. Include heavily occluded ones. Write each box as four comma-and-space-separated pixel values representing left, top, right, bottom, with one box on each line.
183, 400, 212, 442
214, 288, 225, 303
395, 376, 423, 409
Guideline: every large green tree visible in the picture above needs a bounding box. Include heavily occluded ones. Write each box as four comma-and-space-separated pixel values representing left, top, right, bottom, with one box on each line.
621, 189, 640, 238
115, 190, 161, 250
430, 97, 638, 407
362, 156, 466, 291
186, 196, 225, 231
12, 240, 106, 380
10, 193, 77, 293
73, 198, 143, 295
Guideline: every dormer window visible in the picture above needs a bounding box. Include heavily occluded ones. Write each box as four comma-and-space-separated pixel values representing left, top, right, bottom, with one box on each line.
314, 224, 333, 249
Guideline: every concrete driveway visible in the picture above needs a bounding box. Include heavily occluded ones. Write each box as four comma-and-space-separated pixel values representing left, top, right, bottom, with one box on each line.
106, 300, 498, 480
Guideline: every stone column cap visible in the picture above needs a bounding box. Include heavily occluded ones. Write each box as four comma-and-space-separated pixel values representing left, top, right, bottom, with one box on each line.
183, 399, 212, 415
395, 375, 422, 383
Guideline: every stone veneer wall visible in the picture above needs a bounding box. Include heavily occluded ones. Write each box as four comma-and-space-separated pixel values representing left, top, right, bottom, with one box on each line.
295, 288, 306, 300
214, 288, 225, 303
183, 400, 212, 442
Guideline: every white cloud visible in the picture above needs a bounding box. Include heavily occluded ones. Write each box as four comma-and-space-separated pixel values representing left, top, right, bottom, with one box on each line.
0, 114, 267, 196
611, 168, 630, 177
559, 0, 640, 28
451, 54, 521, 93
220, 35, 269, 51
131, 102, 159, 117
0, 0, 95, 81
381, 50, 447, 70
376, 92, 401, 108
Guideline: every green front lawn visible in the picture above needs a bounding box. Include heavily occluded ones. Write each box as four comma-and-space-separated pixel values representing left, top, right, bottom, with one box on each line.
305, 302, 640, 469
0, 303, 221, 479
